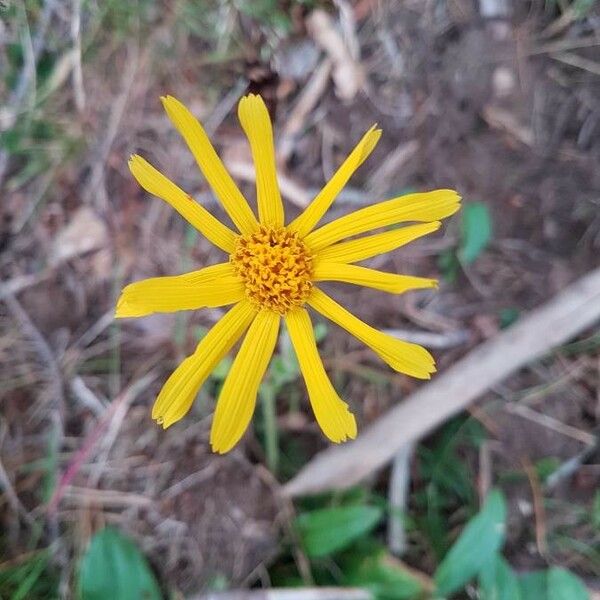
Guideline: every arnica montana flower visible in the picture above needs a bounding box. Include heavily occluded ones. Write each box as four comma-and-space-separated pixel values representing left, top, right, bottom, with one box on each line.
116, 94, 460, 453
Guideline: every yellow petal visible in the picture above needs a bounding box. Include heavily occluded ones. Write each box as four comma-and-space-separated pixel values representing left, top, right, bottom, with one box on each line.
210, 309, 280, 453
288, 125, 381, 237
317, 222, 441, 264
313, 262, 437, 294
238, 94, 284, 227
115, 263, 243, 318
285, 308, 357, 443
152, 300, 257, 428
161, 95, 258, 234
308, 288, 435, 379
128, 155, 237, 253
305, 190, 461, 252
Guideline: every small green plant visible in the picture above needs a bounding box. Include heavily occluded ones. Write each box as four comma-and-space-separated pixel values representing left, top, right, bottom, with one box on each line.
0, 550, 58, 600
413, 417, 483, 560
434, 489, 506, 596
77, 527, 162, 600
439, 201, 492, 282
280, 489, 590, 599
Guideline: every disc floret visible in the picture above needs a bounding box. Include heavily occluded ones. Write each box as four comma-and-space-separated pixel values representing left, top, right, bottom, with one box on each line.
230, 226, 314, 314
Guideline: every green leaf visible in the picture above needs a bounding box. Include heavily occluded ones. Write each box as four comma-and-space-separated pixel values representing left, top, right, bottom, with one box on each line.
434, 489, 506, 596
534, 457, 560, 483
78, 527, 162, 600
548, 568, 589, 600
519, 571, 548, 599
346, 550, 423, 600
295, 505, 383, 558
459, 202, 492, 264
479, 554, 521, 600
518, 568, 589, 600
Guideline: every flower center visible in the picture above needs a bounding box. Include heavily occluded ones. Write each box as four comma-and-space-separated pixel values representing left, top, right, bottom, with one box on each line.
230, 225, 314, 314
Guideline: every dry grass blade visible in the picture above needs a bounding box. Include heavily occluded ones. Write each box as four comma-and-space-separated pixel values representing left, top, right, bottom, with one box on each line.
550, 52, 600, 77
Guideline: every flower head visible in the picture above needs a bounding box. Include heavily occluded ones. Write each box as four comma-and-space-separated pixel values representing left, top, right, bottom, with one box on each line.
116, 93, 460, 453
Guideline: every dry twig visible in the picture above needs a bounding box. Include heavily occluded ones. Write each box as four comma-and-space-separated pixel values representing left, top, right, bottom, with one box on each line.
387, 443, 414, 556
551, 52, 600, 77
225, 160, 311, 208
504, 403, 596, 446
191, 589, 372, 600
279, 60, 332, 163
306, 9, 363, 101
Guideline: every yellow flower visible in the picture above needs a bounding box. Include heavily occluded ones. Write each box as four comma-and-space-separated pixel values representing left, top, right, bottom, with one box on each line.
116, 94, 460, 453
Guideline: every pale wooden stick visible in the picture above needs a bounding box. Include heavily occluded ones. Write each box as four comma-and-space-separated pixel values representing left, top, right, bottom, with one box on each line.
387, 443, 414, 556
192, 589, 372, 600
284, 267, 600, 497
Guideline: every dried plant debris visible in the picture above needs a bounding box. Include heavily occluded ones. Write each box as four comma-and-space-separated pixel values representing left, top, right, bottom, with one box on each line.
63, 410, 282, 592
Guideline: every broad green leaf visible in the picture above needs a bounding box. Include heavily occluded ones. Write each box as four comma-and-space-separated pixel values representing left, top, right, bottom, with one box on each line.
346, 550, 423, 600
434, 489, 506, 596
519, 571, 548, 599
459, 202, 492, 264
78, 527, 162, 600
518, 568, 589, 600
548, 568, 589, 600
295, 505, 383, 558
479, 554, 521, 600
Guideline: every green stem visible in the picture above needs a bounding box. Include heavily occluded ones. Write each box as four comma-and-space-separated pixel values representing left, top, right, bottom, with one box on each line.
260, 384, 278, 474
110, 266, 123, 398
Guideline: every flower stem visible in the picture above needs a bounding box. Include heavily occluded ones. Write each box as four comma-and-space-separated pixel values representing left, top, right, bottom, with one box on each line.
260, 384, 278, 474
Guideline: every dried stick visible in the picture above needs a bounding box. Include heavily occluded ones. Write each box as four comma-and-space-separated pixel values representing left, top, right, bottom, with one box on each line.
278, 60, 332, 163
191, 589, 372, 600
284, 267, 600, 497
226, 160, 311, 208
387, 443, 414, 556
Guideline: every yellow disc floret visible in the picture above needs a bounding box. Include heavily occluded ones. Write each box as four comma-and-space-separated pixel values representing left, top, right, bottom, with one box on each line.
231, 225, 314, 314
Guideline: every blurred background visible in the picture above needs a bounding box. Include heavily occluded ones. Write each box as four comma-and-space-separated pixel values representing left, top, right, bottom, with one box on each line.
1, 0, 599, 598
